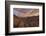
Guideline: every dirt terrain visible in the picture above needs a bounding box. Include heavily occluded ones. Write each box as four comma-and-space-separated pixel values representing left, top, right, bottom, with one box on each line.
13, 16, 39, 27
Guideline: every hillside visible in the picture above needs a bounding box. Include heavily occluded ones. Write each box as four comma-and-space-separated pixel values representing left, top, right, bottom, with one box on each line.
13, 16, 39, 27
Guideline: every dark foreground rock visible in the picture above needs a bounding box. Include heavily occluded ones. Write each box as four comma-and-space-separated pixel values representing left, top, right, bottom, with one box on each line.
13, 16, 39, 28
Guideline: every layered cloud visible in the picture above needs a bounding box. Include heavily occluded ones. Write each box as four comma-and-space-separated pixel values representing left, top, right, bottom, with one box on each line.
13, 8, 39, 17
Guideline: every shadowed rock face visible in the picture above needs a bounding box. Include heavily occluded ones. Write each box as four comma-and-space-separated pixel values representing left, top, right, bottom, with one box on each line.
13, 16, 39, 28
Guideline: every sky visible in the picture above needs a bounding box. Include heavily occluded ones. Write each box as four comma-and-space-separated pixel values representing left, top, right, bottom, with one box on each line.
13, 8, 39, 17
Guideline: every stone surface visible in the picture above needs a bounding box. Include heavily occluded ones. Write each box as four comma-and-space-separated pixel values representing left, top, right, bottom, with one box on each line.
13, 15, 39, 28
